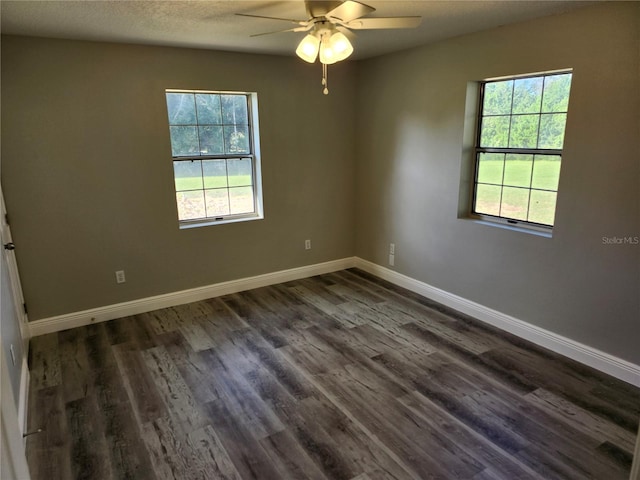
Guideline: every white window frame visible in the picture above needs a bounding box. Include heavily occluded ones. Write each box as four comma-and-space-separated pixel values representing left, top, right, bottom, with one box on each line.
165, 89, 264, 229
469, 70, 572, 233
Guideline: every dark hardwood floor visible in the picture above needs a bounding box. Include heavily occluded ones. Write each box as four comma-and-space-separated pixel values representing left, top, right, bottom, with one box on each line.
26, 268, 639, 479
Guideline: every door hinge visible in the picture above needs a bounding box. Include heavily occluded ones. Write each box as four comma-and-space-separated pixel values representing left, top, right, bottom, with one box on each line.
23, 303, 28, 314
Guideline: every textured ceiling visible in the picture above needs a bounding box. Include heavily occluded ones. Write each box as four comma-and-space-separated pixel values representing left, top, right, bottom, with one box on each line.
1, 1, 596, 60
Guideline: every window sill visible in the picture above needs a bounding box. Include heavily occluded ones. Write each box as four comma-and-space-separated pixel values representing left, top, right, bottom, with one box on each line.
465, 216, 553, 238
179, 213, 263, 230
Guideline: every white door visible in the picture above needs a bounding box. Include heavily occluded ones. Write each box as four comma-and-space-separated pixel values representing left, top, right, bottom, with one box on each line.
0, 187, 30, 353
0, 185, 31, 478
1, 342, 31, 480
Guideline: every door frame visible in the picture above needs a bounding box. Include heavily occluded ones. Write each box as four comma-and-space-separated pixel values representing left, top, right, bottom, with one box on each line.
0, 185, 30, 353
1, 342, 31, 479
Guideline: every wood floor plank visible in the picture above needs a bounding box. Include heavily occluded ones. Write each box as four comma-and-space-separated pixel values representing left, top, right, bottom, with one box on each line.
26, 269, 639, 480
161, 330, 222, 404
200, 347, 286, 440
98, 402, 156, 480
371, 349, 532, 454
104, 315, 157, 350
297, 395, 422, 480
25, 386, 72, 480
242, 363, 362, 480
478, 346, 640, 432
235, 329, 316, 400
83, 324, 117, 371
142, 345, 209, 435
187, 425, 245, 480
298, 276, 353, 306
66, 395, 113, 480
315, 364, 480, 479
202, 398, 287, 480
259, 430, 330, 480
140, 307, 184, 335
288, 284, 346, 316
179, 318, 217, 352
397, 390, 544, 480
140, 415, 201, 480
29, 333, 61, 390
112, 343, 166, 426
57, 327, 91, 403
525, 387, 637, 452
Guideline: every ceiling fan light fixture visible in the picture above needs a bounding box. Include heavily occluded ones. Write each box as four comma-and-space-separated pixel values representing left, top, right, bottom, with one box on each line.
329, 31, 353, 61
296, 33, 320, 63
319, 31, 353, 65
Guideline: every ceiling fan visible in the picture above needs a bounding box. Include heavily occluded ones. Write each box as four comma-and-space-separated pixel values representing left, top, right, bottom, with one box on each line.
237, 0, 422, 94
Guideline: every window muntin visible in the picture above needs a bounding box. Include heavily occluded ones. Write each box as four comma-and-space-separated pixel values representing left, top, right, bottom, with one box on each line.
165, 90, 262, 226
472, 72, 572, 228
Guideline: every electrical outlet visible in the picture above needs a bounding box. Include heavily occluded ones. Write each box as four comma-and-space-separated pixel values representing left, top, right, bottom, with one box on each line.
388, 254, 395, 266
115, 270, 126, 284
9, 344, 16, 366
305, 239, 311, 250
389, 243, 395, 255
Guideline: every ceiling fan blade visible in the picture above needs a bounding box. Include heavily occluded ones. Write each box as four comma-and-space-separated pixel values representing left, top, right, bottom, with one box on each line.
336, 26, 356, 41
250, 25, 311, 38
326, 1, 375, 23
345, 16, 422, 29
235, 13, 307, 26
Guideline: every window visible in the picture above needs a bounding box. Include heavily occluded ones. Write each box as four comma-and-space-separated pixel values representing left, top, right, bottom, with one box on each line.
472, 71, 572, 228
165, 90, 263, 227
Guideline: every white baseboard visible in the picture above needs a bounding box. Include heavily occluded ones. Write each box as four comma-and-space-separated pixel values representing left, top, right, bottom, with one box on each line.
28, 255, 640, 387
29, 257, 357, 337
354, 258, 640, 387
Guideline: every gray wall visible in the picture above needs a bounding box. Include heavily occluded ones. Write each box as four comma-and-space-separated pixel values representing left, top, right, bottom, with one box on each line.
1, 37, 356, 320
355, 2, 640, 365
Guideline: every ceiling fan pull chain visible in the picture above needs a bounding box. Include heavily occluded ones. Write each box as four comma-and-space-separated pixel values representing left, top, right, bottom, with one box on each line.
322, 62, 329, 95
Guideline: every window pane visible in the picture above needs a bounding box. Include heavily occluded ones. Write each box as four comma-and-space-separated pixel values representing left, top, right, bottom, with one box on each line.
542, 74, 572, 113
531, 155, 561, 191
503, 154, 533, 188
205, 189, 230, 216
224, 126, 250, 154
176, 190, 206, 220
170, 126, 199, 156
500, 187, 529, 221
198, 126, 224, 155
538, 113, 567, 149
528, 190, 557, 225
480, 116, 510, 148
221, 95, 248, 125
229, 186, 255, 214
195, 94, 222, 124
508, 115, 538, 148
512, 77, 543, 114
166, 93, 196, 125
482, 80, 513, 115
474, 184, 501, 216
227, 158, 253, 187
477, 153, 504, 184
202, 160, 228, 189
174, 160, 203, 191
